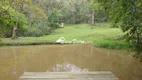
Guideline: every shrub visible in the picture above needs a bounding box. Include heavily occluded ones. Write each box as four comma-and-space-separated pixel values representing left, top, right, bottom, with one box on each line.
24, 21, 51, 37
93, 40, 129, 49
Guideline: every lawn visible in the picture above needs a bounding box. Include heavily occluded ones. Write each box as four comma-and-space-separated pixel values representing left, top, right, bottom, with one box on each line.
1, 23, 129, 49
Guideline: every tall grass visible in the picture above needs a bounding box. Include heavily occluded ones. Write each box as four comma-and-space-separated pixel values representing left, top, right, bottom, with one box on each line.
93, 40, 128, 49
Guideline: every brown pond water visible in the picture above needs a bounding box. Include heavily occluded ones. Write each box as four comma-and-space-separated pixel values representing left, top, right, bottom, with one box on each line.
0, 44, 142, 80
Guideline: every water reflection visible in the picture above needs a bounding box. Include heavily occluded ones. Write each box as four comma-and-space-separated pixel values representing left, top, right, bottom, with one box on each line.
49, 63, 88, 72
0, 45, 142, 80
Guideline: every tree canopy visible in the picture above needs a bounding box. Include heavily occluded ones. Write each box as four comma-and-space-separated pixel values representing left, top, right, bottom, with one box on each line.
0, 0, 47, 38
94, 0, 142, 58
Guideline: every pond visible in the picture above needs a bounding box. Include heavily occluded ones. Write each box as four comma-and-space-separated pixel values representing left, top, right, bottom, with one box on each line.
0, 44, 142, 80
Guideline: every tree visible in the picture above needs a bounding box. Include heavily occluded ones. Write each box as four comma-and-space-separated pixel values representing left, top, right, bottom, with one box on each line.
0, 5, 27, 38
0, 0, 47, 39
95, 0, 142, 58
88, 0, 107, 28
88, 0, 95, 29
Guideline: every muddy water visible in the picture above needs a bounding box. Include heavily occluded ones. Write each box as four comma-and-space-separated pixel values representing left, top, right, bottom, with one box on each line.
0, 44, 142, 80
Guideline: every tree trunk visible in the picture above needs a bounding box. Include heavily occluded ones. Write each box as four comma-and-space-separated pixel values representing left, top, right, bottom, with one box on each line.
11, 5, 20, 39
11, 20, 18, 39
11, 27, 17, 39
91, 9, 95, 29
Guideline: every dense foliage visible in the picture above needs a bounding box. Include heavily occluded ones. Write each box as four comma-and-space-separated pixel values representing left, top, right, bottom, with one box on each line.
0, 5, 28, 37
35, 0, 108, 25
94, 0, 142, 58
0, 0, 48, 37
0, 0, 109, 37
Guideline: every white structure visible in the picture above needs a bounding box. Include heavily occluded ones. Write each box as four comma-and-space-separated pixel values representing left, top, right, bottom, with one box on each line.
61, 22, 64, 28
56, 37, 84, 44
56, 37, 65, 44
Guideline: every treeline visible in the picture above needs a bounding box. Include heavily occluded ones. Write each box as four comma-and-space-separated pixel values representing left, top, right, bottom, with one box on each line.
0, 0, 108, 38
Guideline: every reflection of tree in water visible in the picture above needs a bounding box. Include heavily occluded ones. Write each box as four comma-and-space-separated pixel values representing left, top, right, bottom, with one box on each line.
49, 63, 88, 72
0, 49, 28, 80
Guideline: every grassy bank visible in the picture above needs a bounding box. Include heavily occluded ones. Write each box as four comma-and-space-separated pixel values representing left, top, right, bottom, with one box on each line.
1, 23, 128, 49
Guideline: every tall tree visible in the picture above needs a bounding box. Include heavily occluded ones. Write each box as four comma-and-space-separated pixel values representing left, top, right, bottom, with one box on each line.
89, 0, 95, 28
95, 0, 142, 58
0, 0, 47, 39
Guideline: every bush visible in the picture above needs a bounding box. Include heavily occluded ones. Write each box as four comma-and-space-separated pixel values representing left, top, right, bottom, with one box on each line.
24, 21, 51, 37
47, 9, 62, 28
23, 8, 62, 37
93, 40, 129, 49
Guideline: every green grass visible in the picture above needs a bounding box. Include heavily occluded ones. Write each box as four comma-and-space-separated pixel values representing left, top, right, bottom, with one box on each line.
1, 23, 128, 49
93, 40, 128, 49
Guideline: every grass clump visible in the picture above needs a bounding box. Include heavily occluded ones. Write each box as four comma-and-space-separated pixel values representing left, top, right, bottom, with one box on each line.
93, 40, 128, 49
